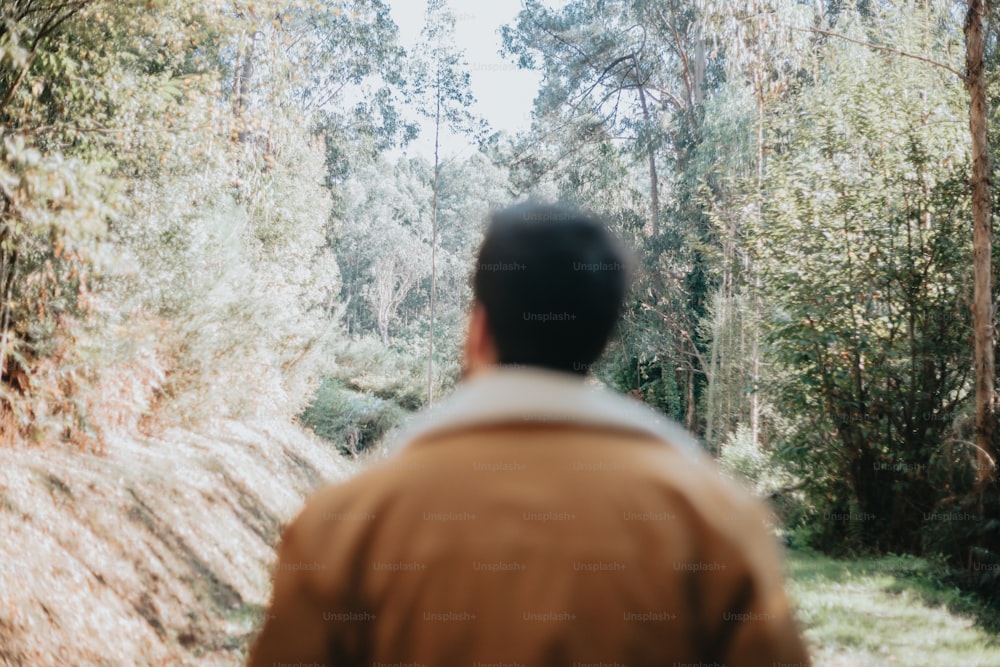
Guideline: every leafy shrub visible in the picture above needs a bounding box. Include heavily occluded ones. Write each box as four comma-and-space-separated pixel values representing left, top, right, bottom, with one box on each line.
326, 334, 452, 411
719, 425, 796, 495
299, 378, 406, 457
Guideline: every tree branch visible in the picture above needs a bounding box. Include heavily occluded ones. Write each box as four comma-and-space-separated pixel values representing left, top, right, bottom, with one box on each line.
795, 27, 966, 82
0, 52, 38, 117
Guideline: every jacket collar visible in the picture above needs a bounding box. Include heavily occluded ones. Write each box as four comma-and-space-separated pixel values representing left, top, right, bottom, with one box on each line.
384, 366, 703, 458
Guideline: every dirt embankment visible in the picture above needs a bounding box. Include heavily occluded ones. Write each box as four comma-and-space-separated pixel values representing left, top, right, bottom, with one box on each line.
0, 420, 354, 666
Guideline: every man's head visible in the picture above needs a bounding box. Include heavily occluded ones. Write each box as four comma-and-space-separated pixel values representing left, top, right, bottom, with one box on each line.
464, 202, 633, 377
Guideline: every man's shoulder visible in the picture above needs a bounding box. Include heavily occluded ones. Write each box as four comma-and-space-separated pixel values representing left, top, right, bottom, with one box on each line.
287, 367, 775, 552
380, 367, 706, 458
328, 422, 765, 526
305, 418, 758, 510
293, 457, 408, 518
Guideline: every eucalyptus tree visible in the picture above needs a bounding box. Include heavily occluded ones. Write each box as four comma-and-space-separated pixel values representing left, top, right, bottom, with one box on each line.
337, 157, 432, 346
333, 151, 510, 411
965, 0, 995, 490
502, 0, 707, 237
411, 0, 485, 404
500, 0, 722, 432
694, 0, 813, 446
757, 3, 973, 550
275, 0, 415, 176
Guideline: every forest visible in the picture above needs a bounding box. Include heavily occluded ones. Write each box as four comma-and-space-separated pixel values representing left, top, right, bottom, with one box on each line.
2, 0, 1000, 664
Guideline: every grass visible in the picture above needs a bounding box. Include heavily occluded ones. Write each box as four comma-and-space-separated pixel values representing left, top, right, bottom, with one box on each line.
786, 548, 1000, 667
0, 419, 354, 666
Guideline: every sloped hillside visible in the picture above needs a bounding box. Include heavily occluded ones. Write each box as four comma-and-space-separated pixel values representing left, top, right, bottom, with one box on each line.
0, 421, 354, 666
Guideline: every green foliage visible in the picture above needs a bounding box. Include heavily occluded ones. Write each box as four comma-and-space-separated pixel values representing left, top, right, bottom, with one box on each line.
331, 150, 507, 381
758, 5, 971, 550
0, 0, 410, 441
298, 377, 405, 457
503, 0, 1000, 564
718, 424, 806, 542
337, 157, 433, 343
411, 0, 487, 143
720, 425, 778, 491
0, 0, 121, 443
346, 336, 436, 410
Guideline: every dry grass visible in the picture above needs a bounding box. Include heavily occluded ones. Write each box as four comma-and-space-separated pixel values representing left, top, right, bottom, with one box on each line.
0, 419, 353, 666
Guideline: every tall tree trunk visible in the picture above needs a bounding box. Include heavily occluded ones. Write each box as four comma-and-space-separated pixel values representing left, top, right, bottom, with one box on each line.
692, 32, 706, 107
965, 0, 996, 487
705, 216, 736, 450
749, 83, 764, 447
427, 77, 441, 406
705, 291, 722, 448
686, 361, 696, 431
637, 84, 660, 237
235, 30, 256, 142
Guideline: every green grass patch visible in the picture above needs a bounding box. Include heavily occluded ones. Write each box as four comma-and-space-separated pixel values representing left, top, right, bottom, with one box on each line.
786, 549, 1000, 666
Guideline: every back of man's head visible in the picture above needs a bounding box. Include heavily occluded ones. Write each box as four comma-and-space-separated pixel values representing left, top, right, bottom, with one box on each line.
472, 202, 632, 375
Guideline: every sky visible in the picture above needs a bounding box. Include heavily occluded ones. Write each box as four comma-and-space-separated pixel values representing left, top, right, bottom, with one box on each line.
386, 0, 545, 160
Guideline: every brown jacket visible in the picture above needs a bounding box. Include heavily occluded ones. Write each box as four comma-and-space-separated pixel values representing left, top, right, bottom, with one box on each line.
248, 368, 811, 666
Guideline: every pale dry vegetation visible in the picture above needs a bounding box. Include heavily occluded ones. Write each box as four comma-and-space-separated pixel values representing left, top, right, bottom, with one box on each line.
0, 420, 353, 666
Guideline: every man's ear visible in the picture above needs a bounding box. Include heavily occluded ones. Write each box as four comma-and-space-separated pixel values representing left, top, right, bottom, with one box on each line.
463, 301, 498, 378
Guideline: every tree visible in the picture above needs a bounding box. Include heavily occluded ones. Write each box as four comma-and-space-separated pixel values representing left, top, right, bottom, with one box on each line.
0, 0, 417, 438
502, 0, 707, 238
411, 0, 484, 404
694, 0, 814, 446
965, 0, 996, 489
757, 4, 972, 549
500, 0, 723, 433
338, 158, 431, 346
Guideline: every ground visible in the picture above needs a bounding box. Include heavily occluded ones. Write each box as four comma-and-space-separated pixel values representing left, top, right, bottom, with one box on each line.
1, 426, 998, 665
0, 420, 353, 666
788, 549, 1000, 667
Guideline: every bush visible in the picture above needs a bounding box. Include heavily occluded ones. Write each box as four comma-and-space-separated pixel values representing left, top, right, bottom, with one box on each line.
719, 425, 798, 495
718, 425, 810, 545
298, 378, 407, 458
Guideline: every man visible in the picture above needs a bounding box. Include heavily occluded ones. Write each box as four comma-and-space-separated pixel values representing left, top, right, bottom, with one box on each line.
248, 203, 811, 666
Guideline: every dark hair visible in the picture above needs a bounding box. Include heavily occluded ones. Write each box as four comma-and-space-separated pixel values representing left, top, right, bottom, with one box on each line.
472, 202, 633, 375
